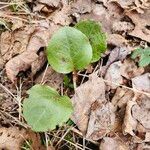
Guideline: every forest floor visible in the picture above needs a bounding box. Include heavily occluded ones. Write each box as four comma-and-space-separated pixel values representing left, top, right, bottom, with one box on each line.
0, 0, 150, 150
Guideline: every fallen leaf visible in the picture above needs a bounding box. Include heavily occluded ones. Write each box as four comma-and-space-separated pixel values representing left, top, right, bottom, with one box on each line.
37, 0, 60, 7
5, 21, 57, 82
0, 127, 47, 150
132, 95, 150, 129
121, 58, 144, 79
112, 21, 134, 33
132, 73, 150, 93
86, 102, 116, 140
104, 61, 123, 89
102, 47, 131, 75
100, 137, 129, 150
71, 73, 106, 135
71, 0, 92, 14
49, 0, 72, 25
126, 10, 150, 43
107, 34, 128, 47
123, 100, 137, 136
112, 87, 134, 109
112, 0, 150, 13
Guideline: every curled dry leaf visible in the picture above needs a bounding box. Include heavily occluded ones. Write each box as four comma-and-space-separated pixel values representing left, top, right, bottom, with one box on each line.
132, 73, 150, 93
71, 73, 106, 136
0, 127, 44, 150
123, 100, 137, 136
99, 137, 129, 150
104, 61, 123, 89
132, 95, 150, 129
126, 10, 150, 43
121, 58, 144, 79
112, 87, 134, 109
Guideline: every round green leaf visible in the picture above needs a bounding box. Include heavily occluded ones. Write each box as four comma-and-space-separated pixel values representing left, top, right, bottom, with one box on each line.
75, 20, 107, 62
46, 27, 92, 73
23, 85, 73, 132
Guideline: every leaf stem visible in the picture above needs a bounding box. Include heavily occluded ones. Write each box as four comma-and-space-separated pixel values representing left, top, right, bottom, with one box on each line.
73, 70, 77, 90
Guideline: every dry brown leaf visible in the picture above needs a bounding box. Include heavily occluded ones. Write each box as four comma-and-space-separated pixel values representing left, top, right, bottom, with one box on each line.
99, 137, 129, 150
132, 95, 150, 129
123, 100, 137, 136
35, 66, 64, 90
86, 102, 116, 140
71, 0, 92, 14
111, 0, 150, 13
107, 34, 127, 47
37, 0, 60, 7
0, 127, 47, 150
126, 10, 150, 43
71, 73, 106, 135
132, 73, 150, 93
112, 87, 134, 109
1, 26, 35, 62
104, 61, 123, 89
31, 51, 47, 76
112, 21, 134, 33
121, 58, 144, 79
5, 22, 58, 82
49, 0, 72, 25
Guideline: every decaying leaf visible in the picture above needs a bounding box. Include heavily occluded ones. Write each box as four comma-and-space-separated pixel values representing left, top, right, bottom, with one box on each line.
111, 0, 150, 13
102, 47, 131, 75
107, 34, 127, 47
72, 73, 116, 140
100, 137, 129, 150
112, 87, 134, 109
5, 21, 57, 82
132, 95, 150, 129
126, 10, 150, 43
123, 100, 137, 136
104, 61, 123, 89
112, 21, 134, 33
71, 73, 106, 135
0, 127, 44, 150
86, 102, 116, 140
121, 58, 144, 79
132, 73, 150, 93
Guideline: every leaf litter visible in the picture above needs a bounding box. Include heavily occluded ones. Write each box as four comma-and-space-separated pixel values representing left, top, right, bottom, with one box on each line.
0, 0, 150, 149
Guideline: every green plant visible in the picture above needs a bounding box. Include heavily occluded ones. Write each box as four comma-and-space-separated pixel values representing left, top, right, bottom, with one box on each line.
46, 26, 92, 74
23, 20, 107, 132
23, 85, 73, 132
75, 20, 107, 62
131, 47, 150, 67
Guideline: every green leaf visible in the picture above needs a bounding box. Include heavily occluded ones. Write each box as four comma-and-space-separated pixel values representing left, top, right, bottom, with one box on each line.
131, 47, 150, 67
46, 27, 92, 73
23, 85, 73, 132
75, 20, 107, 62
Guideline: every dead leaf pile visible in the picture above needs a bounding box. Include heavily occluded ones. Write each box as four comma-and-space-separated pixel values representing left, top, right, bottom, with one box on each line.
0, 127, 48, 150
